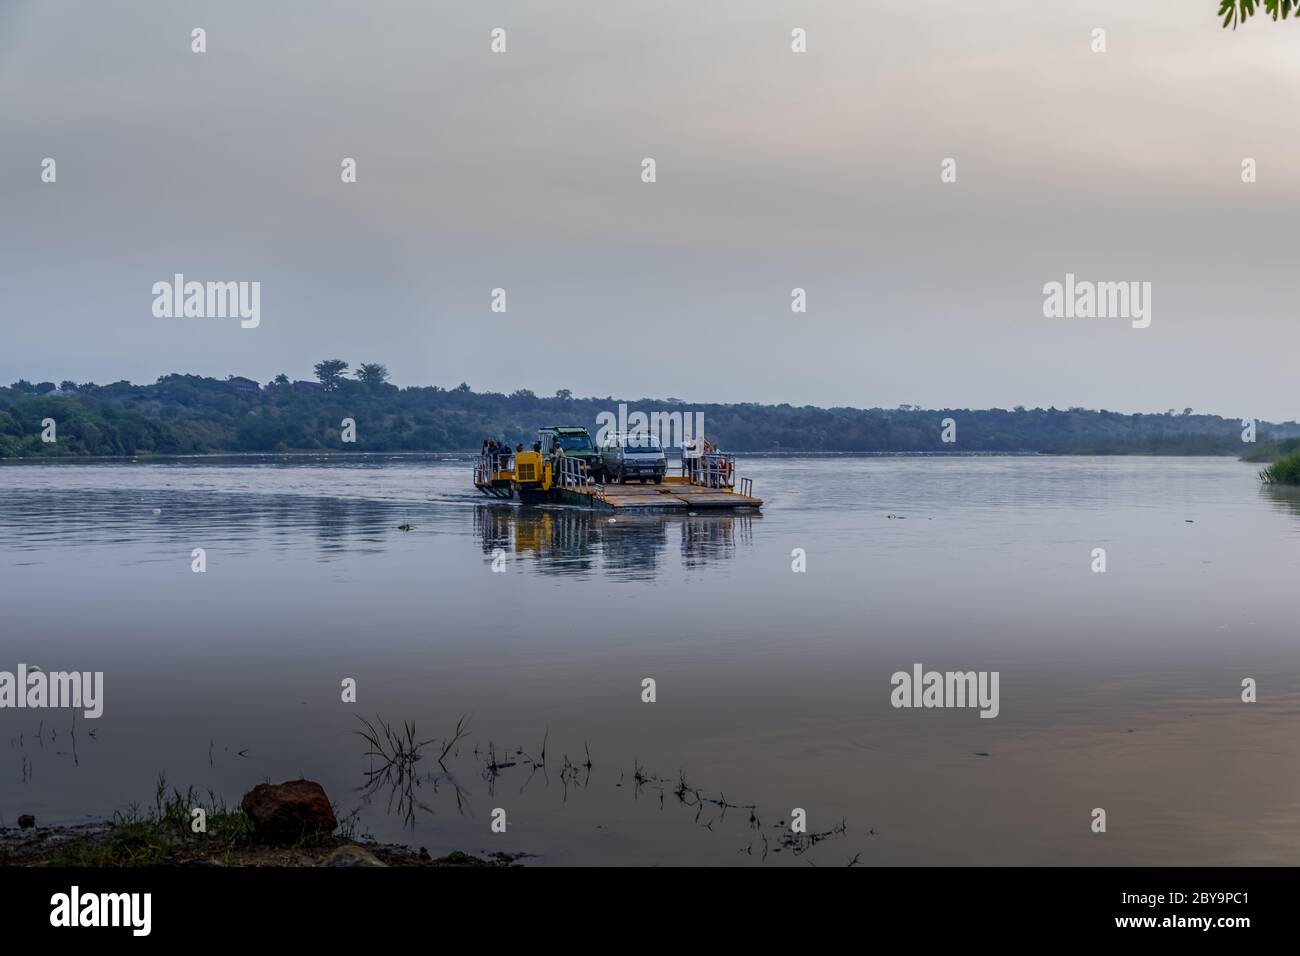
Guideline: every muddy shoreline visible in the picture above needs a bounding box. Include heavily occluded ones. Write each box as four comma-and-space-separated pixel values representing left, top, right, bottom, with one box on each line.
0, 820, 521, 868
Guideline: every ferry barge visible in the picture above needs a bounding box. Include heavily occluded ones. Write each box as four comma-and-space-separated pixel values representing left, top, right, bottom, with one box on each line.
473, 427, 762, 512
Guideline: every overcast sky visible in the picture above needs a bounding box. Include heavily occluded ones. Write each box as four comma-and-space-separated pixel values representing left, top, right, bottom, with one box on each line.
2, 1, 1297, 420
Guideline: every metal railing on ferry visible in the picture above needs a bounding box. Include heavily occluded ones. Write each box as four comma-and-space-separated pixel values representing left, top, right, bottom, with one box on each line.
555, 456, 591, 488
477, 451, 513, 481
683, 453, 737, 489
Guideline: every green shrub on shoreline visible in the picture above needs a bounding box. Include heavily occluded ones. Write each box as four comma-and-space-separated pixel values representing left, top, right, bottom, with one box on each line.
1261, 451, 1300, 485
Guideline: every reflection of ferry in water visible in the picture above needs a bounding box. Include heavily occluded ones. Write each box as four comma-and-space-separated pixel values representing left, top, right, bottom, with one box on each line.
475, 503, 756, 577
473, 426, 762, 511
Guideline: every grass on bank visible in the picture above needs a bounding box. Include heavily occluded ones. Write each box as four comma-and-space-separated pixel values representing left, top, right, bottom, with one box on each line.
1260, 450, 1300, 485
44, 774, 339, 867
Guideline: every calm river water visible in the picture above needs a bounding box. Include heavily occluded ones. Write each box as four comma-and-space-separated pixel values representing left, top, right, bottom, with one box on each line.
2, 455, 1298, 865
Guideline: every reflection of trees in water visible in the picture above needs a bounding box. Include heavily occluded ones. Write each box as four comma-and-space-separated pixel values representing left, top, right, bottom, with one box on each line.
310, 497, 393, 546
473, 505, 756, 577
0, 487, 409, 558
1261, 484, 1300, 519
7, 487, 758, 573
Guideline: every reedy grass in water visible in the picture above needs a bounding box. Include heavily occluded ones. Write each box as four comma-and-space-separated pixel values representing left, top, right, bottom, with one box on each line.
1260, 450, 1300, 485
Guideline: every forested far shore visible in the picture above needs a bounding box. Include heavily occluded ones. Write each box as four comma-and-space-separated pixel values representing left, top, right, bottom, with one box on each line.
1, 372, 1296, 458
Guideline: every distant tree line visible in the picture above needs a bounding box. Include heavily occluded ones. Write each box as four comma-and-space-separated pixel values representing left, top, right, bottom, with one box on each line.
1242, 437, 1300, 463
1, 367, 1296, 458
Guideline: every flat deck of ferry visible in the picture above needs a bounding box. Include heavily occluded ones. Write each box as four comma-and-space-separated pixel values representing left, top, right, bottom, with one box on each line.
557, 477, 762, 510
